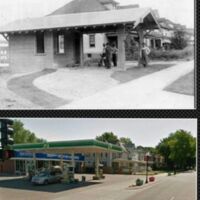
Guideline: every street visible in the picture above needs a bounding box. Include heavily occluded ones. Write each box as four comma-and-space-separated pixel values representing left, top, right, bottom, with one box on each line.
0, 172, 196, 200
126, 172, 196, 200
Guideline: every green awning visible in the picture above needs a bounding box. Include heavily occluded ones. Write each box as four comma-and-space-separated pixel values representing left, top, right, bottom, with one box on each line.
12, 139, 123, 154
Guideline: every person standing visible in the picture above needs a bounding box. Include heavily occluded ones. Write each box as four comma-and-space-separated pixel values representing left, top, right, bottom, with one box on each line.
140, 42, 151, 67
112, 43, 118, 67
105, 43, 112, 69
98, 43, 106, 67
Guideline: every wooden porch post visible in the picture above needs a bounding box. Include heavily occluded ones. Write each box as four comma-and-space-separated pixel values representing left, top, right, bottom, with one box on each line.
80, 33, 84, 67
117, 26, 126, 70
138, 29, 144, 67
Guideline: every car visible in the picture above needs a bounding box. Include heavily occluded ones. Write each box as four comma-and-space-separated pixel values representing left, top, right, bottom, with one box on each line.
31, 171, 62, 185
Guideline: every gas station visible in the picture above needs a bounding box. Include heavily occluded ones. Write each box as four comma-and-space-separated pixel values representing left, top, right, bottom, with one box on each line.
10, 139, 124, 183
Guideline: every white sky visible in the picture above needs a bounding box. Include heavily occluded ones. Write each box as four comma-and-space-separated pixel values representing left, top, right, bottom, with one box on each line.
0, 0, 194, 28
13, 118, 197, 147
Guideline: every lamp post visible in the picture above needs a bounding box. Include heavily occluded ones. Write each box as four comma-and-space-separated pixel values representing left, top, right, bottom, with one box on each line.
145, 152, 150, 184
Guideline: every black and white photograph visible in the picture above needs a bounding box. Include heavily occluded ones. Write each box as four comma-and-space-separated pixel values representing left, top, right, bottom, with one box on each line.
0, 0, 195, 110
0, 118, 197, 200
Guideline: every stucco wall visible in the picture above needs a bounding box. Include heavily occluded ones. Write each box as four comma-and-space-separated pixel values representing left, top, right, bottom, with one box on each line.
9, 32, 54, 73
83, 33, 107, 54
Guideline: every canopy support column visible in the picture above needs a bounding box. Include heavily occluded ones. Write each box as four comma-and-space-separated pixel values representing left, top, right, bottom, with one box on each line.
60, 154, 64, 170
33, 153, 36, 174
95, 153, 100, 178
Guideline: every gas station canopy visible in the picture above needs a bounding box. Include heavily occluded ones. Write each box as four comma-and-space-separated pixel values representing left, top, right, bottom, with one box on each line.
11, 139, 124, 154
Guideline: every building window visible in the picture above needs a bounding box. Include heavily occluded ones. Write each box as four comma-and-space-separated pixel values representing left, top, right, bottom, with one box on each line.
36, 32, 45, 54
89, 34, 95, 48
57, 34, 65, 54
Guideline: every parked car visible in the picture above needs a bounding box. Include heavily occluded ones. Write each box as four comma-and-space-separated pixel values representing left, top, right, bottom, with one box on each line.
31, 171, 62, 185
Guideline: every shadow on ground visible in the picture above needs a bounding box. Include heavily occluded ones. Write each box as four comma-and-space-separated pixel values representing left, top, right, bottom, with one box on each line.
7, 69, 70, 109
0, 177, 101, 193
112, 64, 174, 83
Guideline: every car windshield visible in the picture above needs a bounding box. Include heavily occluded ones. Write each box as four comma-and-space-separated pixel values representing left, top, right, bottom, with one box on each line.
38, 172, 48, 177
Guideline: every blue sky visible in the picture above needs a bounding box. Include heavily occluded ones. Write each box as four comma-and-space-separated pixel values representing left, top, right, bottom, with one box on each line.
13, 118, 197, 147
0, 0, 194, 28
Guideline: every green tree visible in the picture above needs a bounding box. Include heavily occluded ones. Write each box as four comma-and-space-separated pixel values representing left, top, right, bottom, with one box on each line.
12, 120, 46, 144
171, 30, 188, 50
96, 132, 119, 144
120, 137, 135, 147
156, 130, 196, 170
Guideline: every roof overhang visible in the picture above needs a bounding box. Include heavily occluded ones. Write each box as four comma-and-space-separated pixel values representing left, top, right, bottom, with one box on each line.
0, 8, 160, 34
12, 139, 123, 154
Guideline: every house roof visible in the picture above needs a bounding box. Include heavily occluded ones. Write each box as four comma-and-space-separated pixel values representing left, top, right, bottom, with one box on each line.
117, 4, 139, 9
0, 8, 158, 34
12, 139, 123, 154
49, 0, 108, 15
99, 0, 119, 5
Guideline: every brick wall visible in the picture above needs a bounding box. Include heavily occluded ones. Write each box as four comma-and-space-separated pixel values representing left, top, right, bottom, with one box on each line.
9, 32, 54, 73
0, 160, 15, 175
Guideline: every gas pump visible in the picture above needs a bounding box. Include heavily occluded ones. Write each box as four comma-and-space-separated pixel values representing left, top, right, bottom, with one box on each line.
62, 162, 75, 183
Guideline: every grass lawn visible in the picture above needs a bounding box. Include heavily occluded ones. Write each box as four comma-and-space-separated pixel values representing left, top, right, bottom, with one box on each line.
111, 64, 174, 83
164, 71, 194, 96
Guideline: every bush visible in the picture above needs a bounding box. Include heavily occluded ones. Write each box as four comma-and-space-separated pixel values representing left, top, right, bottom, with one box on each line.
136, 179, 144, 186
149, 46, 194, 61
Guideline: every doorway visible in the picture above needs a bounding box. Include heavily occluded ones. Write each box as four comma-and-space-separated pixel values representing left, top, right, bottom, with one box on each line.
107, 35, 118, 47
74, 33, 81, 65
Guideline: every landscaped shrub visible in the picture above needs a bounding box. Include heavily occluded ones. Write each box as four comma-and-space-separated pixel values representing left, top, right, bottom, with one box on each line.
149, 46, 194, 61
126, 45, 194, 61
136, 178, 144, 186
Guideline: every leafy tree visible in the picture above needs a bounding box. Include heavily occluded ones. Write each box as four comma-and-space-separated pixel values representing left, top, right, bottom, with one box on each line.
12, 120, 46, 144
96, 132, 119, 144
156, 130, 196, 170
119, 137, 135, 147
171, 30, 188, 50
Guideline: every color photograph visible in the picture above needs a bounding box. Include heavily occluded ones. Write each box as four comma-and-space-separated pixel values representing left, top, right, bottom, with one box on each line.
0, 118, 197, 200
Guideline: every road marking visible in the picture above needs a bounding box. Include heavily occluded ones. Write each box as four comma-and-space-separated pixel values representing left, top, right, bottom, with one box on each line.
169, 197, 175, 200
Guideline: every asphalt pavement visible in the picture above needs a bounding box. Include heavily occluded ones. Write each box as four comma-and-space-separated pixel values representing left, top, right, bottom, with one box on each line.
0, 172, 196, 200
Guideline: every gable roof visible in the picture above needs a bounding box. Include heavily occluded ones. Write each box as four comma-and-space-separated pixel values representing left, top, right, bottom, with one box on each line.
0, 8, 159, 34
49, 0, 108, 15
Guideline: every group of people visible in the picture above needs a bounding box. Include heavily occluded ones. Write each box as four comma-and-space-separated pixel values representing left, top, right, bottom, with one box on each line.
98, 41, 151, 68
98, 43, 118, 69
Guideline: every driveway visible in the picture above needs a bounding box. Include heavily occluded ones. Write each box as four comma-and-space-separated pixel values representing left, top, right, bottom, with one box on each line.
7, 69, 69, 109
61, 60, 194, 109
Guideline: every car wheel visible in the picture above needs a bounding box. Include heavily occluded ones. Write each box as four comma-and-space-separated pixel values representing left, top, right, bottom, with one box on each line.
44, 180, 48, 185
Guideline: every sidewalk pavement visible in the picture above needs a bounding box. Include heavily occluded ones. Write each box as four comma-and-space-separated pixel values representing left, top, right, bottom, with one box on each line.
60, 60, 194, 109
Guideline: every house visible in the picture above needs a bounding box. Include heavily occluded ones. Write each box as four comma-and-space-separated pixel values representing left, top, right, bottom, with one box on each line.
0, 3, 159, 73
145, 17, 190, 50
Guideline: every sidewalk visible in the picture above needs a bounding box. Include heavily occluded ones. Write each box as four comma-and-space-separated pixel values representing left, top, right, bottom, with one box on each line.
61, 60, 194, 109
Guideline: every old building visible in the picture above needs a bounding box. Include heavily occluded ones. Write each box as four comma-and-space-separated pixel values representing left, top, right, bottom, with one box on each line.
0, 3, 159, 73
